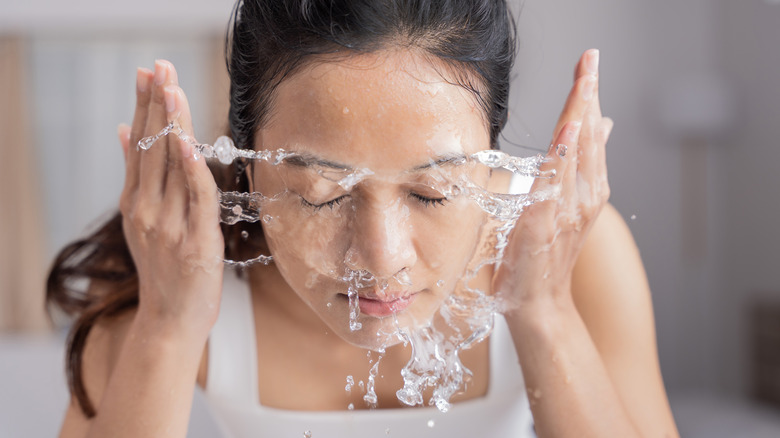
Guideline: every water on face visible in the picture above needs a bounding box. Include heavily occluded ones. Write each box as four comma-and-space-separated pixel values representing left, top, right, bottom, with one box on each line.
138, 120, 558, 412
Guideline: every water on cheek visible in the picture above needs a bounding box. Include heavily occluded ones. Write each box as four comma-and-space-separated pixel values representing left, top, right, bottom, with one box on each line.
139, 120, 561, 413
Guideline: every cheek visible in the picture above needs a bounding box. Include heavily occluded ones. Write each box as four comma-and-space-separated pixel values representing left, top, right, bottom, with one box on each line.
411, 199, 487, 277
261, 197, 352, 292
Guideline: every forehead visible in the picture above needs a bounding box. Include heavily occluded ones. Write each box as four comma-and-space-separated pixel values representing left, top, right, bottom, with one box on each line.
255, 50, 490, 173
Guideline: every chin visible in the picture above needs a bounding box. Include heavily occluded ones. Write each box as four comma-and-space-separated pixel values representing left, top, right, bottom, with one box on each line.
324, 306, 439, 351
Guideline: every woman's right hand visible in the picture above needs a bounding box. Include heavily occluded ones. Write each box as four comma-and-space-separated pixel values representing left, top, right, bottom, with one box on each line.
118, 60, 224, 339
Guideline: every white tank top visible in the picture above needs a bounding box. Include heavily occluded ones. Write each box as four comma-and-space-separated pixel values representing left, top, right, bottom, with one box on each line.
201, 173, 537, 438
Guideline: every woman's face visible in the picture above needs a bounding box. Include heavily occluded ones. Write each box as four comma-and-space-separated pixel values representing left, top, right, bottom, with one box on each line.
250, 50, 492, 349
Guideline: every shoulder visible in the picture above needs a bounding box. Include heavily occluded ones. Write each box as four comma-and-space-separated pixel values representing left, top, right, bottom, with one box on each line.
571, 203, 650, 332
570, 203, 677, 433
571, 203, 653, 354
56, 307, 136, 436
57, 304, 209, 436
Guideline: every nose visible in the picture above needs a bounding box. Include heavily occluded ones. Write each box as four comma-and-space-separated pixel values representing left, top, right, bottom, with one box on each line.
345, 197, 417, 283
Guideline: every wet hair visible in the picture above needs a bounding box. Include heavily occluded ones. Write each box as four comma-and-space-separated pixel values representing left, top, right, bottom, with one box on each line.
46, 0, 517, 417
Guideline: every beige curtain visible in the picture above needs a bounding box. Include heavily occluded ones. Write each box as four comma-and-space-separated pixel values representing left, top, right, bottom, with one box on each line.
0, 36, 50, 332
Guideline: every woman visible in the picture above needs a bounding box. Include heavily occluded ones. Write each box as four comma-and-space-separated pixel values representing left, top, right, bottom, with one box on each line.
48, 0, 680, 437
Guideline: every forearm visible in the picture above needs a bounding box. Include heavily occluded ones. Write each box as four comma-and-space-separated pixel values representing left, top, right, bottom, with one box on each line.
506, 297, 641, 438
85, 313, 206, 438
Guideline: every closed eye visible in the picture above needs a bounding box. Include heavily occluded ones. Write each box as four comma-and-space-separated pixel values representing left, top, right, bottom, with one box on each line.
301, 195, 349, 211
410, 193, 447, 207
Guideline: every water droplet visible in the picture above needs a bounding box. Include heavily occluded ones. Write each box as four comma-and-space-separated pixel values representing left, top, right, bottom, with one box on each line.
343, 106, 350, 114
262, 214, 273, 224
240, 230, 249, 240
385, 428, 391, 435
326, 302, 332, 308
348, 403, 354, 410
214, 135, 234, 165
630, 214, 637, 220
345, 375, 354, 392
427, 420, 435, 428
138, 136, 156, 150
303, 431, 312, 438
436, 280, 444, 288
348, 285, 362, 331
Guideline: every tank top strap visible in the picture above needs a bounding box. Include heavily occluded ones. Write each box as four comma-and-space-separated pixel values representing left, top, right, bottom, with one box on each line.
206, 269, 260, 405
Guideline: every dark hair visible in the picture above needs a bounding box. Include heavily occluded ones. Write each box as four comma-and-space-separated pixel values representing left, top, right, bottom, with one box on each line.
46, 0, 517, 417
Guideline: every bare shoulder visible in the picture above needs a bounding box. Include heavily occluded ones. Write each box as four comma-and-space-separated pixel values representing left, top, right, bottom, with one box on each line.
57, 303, 209, 437
570, 203, 652, 356
571, 203, 678, 435
57, 306, 136, 437
571, 203, 652, 346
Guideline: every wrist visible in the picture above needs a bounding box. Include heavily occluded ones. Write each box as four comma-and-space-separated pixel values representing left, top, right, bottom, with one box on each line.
503, 291, 581, 339
131, 308, 211, 356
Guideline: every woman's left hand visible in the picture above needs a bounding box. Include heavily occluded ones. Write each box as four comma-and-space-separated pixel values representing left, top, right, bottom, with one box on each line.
494, 49, 614, 316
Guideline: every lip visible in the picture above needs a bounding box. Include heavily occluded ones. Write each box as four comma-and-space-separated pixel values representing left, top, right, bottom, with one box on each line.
357, 293, 417, 317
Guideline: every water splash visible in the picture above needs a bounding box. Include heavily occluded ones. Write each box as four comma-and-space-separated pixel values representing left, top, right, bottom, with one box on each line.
469, 149, 554, 179
137, 118, 562, 413
363, 353, 383, 407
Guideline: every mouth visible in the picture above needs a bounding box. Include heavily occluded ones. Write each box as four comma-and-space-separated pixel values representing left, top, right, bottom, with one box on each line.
357, 293, 416, 317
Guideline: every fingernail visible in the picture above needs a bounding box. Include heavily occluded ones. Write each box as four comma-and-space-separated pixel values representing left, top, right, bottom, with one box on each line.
586, 49, 599, 75
154, 60, 167, 85
164, 86, 177, 113
136, 68, 150, 93
583, 76, 596, 101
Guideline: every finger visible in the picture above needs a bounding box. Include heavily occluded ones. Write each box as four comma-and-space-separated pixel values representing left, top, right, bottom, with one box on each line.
161, 86, 195, 233
557, 120, 583, 201
118, 123, 131, 156
183, 141, 220, 239
124, 68, 153, 196
550, 73, 597, 149
573, 48, 599, 83
576, 73, 603, 183
553, 50, 599, 142
138, 59, 179, 203
596, 116, 614, 180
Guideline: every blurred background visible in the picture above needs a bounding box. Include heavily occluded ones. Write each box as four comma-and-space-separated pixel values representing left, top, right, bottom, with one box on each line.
1, 0, 779, 436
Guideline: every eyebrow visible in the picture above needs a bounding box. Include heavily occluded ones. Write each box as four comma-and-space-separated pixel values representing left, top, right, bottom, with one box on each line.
283, 152, 467, 172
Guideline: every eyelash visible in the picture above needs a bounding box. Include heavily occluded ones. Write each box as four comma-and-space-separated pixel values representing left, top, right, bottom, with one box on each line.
300, 193, 448, 211
409, 193, 447, 207
301, 195, 348, 211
